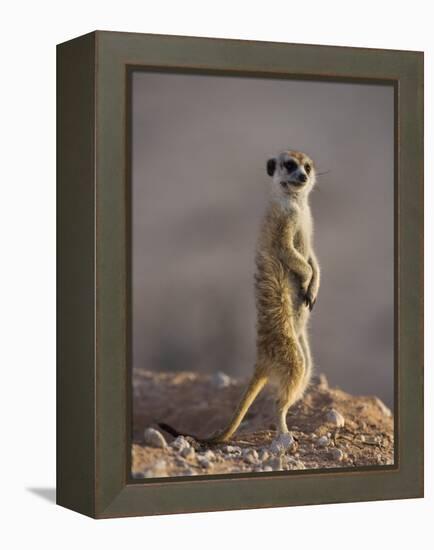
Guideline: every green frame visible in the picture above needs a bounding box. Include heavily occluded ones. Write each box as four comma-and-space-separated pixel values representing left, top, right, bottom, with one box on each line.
57, 31, 424, 519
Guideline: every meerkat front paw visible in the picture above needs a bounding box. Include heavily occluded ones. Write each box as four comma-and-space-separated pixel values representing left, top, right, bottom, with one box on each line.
303, 287, 317, 311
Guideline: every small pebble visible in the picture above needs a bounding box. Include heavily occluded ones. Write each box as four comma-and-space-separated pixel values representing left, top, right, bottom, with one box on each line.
317, 373, 329, 389
170, 435, 190, 452
197, 455, 212, 469
284, 457, 306, 470
143, 427, 167, 449
265, 455, 283, 471
269, 433, 295, 454
257, 449, 270, 462
330, 448, 344, 461
325, 409, 345, 428
180, 446, 195, 459
374, 397, 393, 417
223, 445, 241, 455
242, 449, 259, 464
211, 371, 232, 389
316, 435, 330, 448
203, 449, 216, 461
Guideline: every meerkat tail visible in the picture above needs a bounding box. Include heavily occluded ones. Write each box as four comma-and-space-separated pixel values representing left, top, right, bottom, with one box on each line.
157, 422, 185, 438
158, 372, 268, 444
204, 372, 269, 443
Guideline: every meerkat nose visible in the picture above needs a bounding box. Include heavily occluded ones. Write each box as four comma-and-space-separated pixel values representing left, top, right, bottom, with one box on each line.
298, 174, 307, 183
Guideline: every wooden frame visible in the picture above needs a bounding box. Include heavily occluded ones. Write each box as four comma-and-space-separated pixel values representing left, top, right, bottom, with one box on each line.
57, 30, 424, 519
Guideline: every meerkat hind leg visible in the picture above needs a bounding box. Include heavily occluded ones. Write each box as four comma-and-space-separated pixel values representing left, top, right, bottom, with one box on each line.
298, 329, 313, 394
275, 338, 306, 434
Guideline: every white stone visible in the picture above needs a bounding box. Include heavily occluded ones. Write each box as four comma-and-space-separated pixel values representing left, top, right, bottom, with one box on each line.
203, 449, 216, 461
197, 455, 212, 469
143, 427, 167, 448
223, 445, 241, 455
325, 409, 345, 428
242, 449, 259, 464
330, 448, 344, 461
257, 449, 270, 462
269, 433, 295, 454
180, 446, 195, 459
265, 456, 283, 470
316, 435, 330, 448
170, 435, 190, 451
211, 371, 232, 389
374, 397, 393, 418
285, 457, 306, 470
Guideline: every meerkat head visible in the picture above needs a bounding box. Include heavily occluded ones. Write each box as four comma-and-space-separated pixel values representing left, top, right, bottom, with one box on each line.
266, 150, 316, 202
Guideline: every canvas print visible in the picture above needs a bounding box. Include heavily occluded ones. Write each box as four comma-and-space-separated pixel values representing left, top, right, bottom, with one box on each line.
130, 71, 395, 479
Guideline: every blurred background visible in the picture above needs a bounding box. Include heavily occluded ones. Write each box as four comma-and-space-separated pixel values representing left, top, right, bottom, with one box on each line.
132, 71, 394, 407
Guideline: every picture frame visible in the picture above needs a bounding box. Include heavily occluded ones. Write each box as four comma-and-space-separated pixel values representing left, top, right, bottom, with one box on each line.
57, 30, 423, 519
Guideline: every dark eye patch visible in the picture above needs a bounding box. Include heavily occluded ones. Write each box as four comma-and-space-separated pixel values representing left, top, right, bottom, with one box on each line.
305, 163, 311, 174
283, 159, 298, 172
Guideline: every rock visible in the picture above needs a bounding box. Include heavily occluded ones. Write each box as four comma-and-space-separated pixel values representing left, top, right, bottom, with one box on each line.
316, 435, 330, 448
262, 465, 273, 472
312, 373, 329, 389
265, 455, 283, 471
242, 449, 259, 464
203, 450, 216, 461
330, 448, 344, 461
284, 457, 306, 470
143, 427, 167, 448
257, 449, 270, 462
170, 435, 190, 452
197, 455, 213, 469
211, 371, 232, 389
180, 446, 195, 460
373, 397, 392, 418
269, 433, 295, 454
325, 409, 345, 428
222, 445, 241, 455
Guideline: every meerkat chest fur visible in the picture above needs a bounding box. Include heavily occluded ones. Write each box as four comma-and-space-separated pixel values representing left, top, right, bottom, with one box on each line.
254, 193, 315, 357
283, 200, 313, 259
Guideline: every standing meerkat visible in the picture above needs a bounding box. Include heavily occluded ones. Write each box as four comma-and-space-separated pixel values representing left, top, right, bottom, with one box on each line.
160, 150, 320, 443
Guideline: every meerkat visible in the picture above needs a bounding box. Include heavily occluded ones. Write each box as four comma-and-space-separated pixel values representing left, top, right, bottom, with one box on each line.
159, 150, 320, 443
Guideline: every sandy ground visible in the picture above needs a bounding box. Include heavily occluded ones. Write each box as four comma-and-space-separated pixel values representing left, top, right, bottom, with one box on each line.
131, 369, 394, 479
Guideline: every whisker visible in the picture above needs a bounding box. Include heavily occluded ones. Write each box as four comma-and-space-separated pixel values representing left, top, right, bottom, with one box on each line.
316, 170, 331, 176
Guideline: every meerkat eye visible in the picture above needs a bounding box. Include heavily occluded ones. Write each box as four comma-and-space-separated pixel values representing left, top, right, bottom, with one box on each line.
304, 163, 311, 174
283, 160, 298, 172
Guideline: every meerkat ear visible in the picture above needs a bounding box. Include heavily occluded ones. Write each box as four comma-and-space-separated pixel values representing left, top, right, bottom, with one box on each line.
266, 158, 276, 177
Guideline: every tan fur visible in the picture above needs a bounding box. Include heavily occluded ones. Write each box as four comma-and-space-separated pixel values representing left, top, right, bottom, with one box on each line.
208, 150, 320, 442
159, 150, 320, 444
